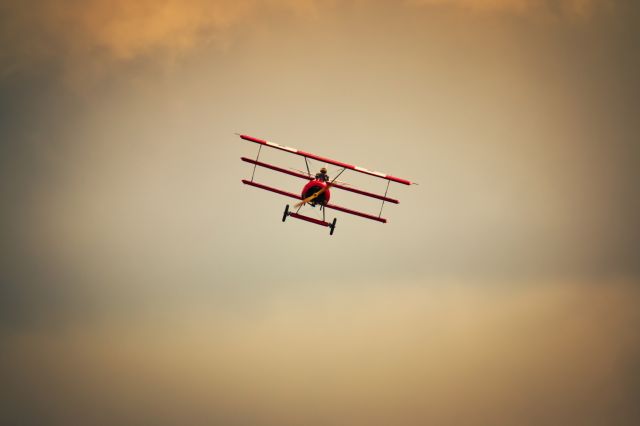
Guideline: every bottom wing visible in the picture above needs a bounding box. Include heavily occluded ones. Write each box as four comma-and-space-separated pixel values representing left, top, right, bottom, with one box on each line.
242, 180, 387, 224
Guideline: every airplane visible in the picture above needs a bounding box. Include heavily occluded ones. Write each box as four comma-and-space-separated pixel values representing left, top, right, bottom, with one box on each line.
239, 134, 415, 235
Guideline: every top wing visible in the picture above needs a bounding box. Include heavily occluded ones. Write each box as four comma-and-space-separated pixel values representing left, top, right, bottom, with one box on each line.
239, 134, 413, 185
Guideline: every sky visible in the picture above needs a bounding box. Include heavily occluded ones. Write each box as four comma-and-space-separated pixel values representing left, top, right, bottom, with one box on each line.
1, 1, 639, 424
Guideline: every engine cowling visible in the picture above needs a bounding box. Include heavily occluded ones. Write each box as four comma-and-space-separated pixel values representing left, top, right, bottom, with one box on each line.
301, 179, 331, 204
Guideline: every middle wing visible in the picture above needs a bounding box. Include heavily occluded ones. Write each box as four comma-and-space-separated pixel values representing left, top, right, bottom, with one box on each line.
241, 157, 399, 204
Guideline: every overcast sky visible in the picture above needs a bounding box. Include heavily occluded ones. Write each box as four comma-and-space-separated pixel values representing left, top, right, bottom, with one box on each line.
1, 1, 639, 425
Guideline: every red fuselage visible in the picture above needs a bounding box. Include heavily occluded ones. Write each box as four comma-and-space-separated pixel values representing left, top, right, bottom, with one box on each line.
302, 179, 331, 205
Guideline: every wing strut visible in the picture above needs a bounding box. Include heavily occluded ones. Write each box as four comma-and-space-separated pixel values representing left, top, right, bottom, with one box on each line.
378, 180, 390, 218
251, 145, 262, 182
304, 157, 311, 178
330, 167, 346, 184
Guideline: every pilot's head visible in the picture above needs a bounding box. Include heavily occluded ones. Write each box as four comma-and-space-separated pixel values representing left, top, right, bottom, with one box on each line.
320, 167, 327, 174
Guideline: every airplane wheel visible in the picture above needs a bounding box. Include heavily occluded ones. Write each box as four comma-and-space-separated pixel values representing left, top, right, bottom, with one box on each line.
329, 218, 337, 235
282, 204, 289, 222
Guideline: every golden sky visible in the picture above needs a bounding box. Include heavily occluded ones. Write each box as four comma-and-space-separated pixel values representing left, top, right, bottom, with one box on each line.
0, 1, 618, 71
1, 1, 638, 425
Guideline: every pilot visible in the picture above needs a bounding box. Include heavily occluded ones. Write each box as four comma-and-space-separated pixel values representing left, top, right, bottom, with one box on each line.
315, 167, 329, 182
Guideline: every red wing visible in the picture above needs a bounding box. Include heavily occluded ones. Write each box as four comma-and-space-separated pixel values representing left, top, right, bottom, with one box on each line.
242, 180, 387, 223
240, 134, 412, 185
241, 157, 399, 204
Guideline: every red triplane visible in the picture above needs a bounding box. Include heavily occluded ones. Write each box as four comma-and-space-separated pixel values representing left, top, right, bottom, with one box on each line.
239, 134, 415, 235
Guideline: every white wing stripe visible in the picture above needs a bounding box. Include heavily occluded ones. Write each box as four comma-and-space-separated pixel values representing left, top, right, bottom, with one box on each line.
266, 141, 297, 153
355, 166, 386, 178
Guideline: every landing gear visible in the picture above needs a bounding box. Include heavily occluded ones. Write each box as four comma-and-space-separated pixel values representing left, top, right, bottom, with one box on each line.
329, 217, 337, 235
284, 203, 336, 236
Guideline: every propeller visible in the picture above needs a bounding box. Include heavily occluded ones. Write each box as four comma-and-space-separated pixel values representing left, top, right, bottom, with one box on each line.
294, 182, 334, 208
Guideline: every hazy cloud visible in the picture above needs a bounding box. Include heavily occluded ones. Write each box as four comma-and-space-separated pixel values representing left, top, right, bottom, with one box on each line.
0, 0, 323, 80
0, 0, 619, 80
2, 279, 639, 424
0, 1, 237, 71
407, 0, 614, 18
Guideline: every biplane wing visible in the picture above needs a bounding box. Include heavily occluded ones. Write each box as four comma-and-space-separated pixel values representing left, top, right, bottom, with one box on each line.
240, 134, 413, 186
241, 157, 399, 204
242, 179, 387, 223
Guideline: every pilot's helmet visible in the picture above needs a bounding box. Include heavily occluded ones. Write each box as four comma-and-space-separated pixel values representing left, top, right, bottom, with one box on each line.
320, 167, 327, 174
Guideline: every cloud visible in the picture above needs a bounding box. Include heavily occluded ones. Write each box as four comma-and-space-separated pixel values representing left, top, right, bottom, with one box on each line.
0, 0, 328, 81
0, 1, 244, 73
407, 0, 531, 13
2, 279, 639, 424
407, 0, 614, 18
0, 0, 618, 81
